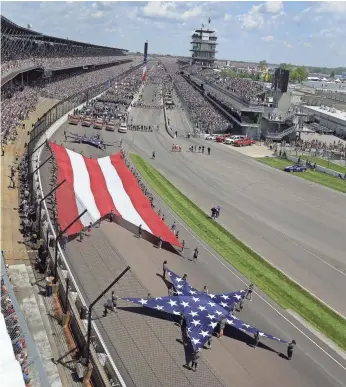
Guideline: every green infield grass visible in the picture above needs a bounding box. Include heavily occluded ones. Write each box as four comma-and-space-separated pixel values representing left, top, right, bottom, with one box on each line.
130, 153, 346, 351
257, 157, 346, 194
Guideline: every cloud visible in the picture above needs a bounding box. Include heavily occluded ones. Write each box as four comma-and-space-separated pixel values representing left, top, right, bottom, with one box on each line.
91, 10, 105, 18
237, 1, 284, 29
293, 7, 311, 22
265, 1, 283, 14
284, 42, 294, 49
224, 13, 232, 21
303, 42, 312, 48
237, 5, 265, 29
316, 2, 346, 14
141, 2, 201, 22
261, 35, 274, 41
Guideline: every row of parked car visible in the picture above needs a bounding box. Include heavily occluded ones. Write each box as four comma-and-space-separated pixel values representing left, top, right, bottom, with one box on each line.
205, 134, 255, 147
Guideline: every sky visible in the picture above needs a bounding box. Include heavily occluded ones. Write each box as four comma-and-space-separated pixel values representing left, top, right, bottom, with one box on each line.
2, 1, 346, 68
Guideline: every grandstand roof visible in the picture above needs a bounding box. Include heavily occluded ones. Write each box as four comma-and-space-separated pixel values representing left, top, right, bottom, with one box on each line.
1, 15, 129, 52
304, 105, 346, 122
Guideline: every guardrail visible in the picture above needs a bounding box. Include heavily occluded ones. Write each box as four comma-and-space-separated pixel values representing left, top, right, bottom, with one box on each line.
1, 252, 50, 387
27, 64, 143, 386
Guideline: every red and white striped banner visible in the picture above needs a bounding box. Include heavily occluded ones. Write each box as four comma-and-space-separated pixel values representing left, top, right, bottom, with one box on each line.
50, 143, 180, 246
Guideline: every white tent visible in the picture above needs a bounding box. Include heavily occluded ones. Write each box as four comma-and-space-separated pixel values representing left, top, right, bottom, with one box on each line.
0, 311, 26, 387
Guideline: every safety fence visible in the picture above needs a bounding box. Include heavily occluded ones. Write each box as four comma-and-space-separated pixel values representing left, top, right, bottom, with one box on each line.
1, 252, 50, 387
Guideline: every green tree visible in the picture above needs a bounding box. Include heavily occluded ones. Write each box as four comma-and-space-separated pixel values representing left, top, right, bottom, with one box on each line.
331, 70, 335, 78
291, 66, 309, 83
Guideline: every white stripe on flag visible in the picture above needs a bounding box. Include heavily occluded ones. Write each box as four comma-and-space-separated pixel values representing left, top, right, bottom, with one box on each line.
97, 156, 151, 232
66, 149, 100, 225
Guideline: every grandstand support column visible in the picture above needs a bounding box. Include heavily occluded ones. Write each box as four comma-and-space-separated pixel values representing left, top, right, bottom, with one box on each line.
37, 179, 66, 239
85, 266, 131, 368
53, 209, 88, 284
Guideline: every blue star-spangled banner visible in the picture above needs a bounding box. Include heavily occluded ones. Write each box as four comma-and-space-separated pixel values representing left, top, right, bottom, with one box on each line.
167, 268, 248, 310
123, 294, 287, 351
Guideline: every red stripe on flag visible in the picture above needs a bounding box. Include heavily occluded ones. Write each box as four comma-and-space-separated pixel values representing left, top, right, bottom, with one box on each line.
109, 153, 181, 247
50, 143, 83, 235
83, 157, 120, 217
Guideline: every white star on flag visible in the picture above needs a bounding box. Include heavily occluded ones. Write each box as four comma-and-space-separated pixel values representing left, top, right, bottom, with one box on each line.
242, 323, 251, 328
180, 301, 190, 308
189, 310, 199, 317
220, 302, 228, 308
259, 332, 266, 336
209, 321, 218, 329
168, 299, 177, 307
191, 319, 201, 327
192, 297, 200, 303
215, 310, 223, 316
234, 294, 242, 300
189, 290, 197, 295
207, 314, 216, 320
208, 301, 216, 307
155, 297, 162, 300
191, 338, 200, 345
176, 278, 182, 283
198, 305, 206, 311
221, 294, 229, 300
139, 299, 148, 305
172, 310, 181, 315
155, 305, 164, 310
226, 319, 234, 325
176, 284, 183, 289
176, 290, 183, 295
199, 330, 209, 338
209, 294, 215, 298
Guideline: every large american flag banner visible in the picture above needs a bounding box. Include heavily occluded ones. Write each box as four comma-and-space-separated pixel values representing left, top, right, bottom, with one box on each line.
122, 268, 288, 351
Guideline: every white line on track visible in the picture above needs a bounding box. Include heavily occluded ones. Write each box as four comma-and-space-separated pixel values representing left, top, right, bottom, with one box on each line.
146, 181, 346, 372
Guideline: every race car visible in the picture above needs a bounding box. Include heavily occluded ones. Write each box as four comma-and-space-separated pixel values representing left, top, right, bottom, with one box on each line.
284, 165, 307, 172
68, 114, 80, 125
81, 117, 93, 127
93, 119, 104, 130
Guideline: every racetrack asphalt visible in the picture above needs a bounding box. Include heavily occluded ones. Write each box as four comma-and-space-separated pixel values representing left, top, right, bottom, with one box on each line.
42, 81, 346, 387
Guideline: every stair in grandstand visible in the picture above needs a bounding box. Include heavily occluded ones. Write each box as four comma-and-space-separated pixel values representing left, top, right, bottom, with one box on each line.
265, 125, 297, 140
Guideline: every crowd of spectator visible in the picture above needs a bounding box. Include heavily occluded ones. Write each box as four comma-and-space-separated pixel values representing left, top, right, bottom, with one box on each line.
171, 73, 230, 133
295, 137, 346, 158
0, 55, 136, 77
76, 68, 144, 121
1, 81, 39, 139
0, 61, 138, 140
38, 61, 137, 100
194, 67, 267, 105
1, 265, 31, 385
160, 61, 230, 133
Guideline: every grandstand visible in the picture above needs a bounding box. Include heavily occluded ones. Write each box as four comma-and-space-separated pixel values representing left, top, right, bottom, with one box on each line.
0, 16, 142, 139
1, 15, 130, 85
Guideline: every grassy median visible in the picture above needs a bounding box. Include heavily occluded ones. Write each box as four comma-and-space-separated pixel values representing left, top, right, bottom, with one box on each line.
257, 157, 346, 194
130, 153, 346, 351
